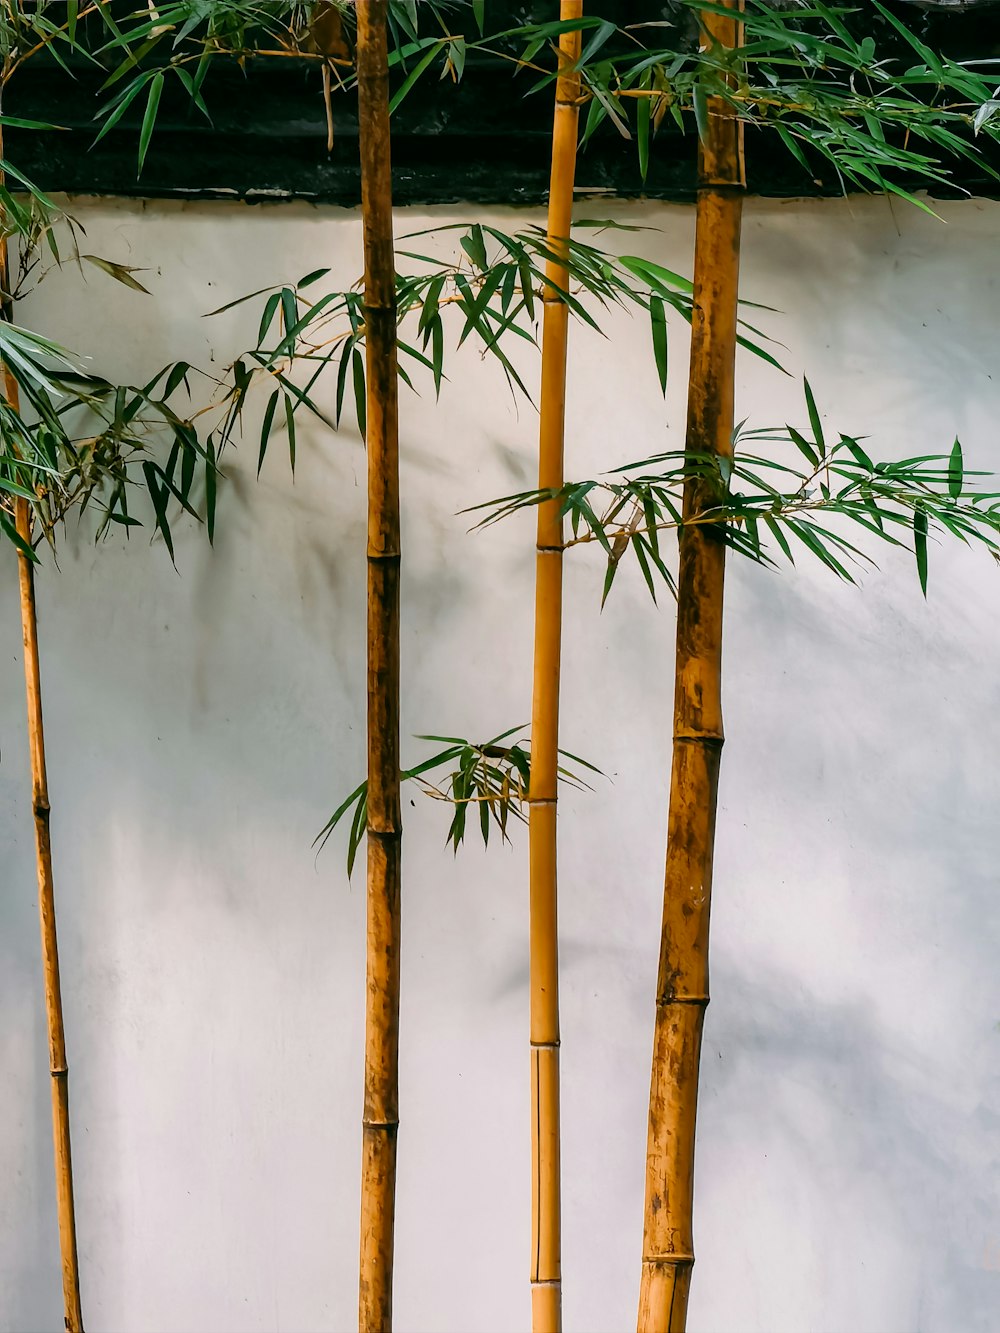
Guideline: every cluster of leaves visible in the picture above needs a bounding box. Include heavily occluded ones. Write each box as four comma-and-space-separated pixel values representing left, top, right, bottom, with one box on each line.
478, 1, 1000, 207
320, 726, 600, 876
29, 0, 473, 170
0, 116, 158, 303
471, 379, 1000, 600
0, 334, 220, 561
209, 220, 730, 471
0, 6, 226, 561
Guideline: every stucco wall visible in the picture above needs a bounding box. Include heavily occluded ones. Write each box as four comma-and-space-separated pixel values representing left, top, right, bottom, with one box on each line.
1, 193, 998, 1333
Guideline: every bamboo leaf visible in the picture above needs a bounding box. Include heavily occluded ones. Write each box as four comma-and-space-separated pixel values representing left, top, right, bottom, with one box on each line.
914, 506, 928, 596
948, 437, 964, 499
353, 349, 367, 438
803, 377, 825, 455
138, 72, 164, 174
0, 510, 39, 561
650, 294, 668, 395
389, 39, 443, 114
206, 437, 217, 544
82, 255, 151, 294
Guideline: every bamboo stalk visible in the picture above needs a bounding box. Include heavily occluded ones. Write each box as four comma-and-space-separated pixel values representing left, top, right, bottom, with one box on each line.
0, 238, 85, 1330
355, 4, 402, 1331
528, 7, 582, 1331
637, 6, 745, 1332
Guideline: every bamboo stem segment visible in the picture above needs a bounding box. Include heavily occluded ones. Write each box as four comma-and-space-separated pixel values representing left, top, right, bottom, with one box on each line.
356, 4, 402, 1331
637, 6, 745, 1332
528, 7, 583, 1331
0, 234, 85, 1330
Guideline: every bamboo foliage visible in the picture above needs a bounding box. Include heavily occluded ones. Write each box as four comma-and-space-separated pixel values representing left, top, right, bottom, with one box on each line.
639, 5, 743, 1331
529, 5, 583, 1331
356, 3, 403, 1329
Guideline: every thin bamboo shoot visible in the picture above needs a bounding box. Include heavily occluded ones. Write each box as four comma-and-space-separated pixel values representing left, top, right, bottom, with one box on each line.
528, 6, 583, 1331
0, 231, 85, 1331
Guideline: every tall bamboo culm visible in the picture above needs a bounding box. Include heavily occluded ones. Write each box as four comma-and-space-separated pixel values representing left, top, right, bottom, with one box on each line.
356, 3, 402, 1331
0, 232, 85, 1331
528, 6, 582, 1331
637, 5, 744, 1331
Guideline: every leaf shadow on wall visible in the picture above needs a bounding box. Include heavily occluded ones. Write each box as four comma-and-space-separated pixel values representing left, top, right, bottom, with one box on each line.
699, 959, 1000, 1331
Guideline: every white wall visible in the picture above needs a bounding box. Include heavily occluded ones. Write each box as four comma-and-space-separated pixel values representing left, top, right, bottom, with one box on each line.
1, 192, 999, 1333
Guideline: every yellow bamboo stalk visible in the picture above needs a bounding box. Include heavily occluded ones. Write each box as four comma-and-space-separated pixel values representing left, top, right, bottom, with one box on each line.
637, 5, 744, 1332
356, 4, 402, 1331
528, 6, 582, 1331
0, 234, 85, 1329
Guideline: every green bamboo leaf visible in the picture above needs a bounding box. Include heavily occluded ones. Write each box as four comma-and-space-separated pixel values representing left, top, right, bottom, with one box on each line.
206, 437, 217, 544
258, 292, 281, 344
259, 389, 279, 475
141, 461, 175, 563
353, 350, 367, 438
650, 294, 667, 396
461, 224, 488, 272
347, 791, 368, 877
285, 393, 296, 473
0, 510, 39, 562
803, 378, 825, 455
298, 268, 331, 289
389, 39, 443, 114
843, 436, 874, 471
914, 506, 928, 596
138, 72, 164, 175
787, 426, 819, 468
948, 437, 964, 499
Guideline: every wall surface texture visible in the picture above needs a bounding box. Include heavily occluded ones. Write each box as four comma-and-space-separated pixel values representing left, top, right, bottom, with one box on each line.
1, 194, 998, 1333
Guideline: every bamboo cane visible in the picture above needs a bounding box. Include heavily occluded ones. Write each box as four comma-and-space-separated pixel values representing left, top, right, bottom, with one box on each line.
637, 5, 744, 1331
356, 4, 402, 1331
528, 6, 582, 1331
0, 233, 85, 1329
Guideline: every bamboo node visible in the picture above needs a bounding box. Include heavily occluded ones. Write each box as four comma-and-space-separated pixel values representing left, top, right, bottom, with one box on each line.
672, 731, 724, 747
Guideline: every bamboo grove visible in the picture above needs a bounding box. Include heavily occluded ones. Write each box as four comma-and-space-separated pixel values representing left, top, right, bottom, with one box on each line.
4, 2, 1000, 1330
